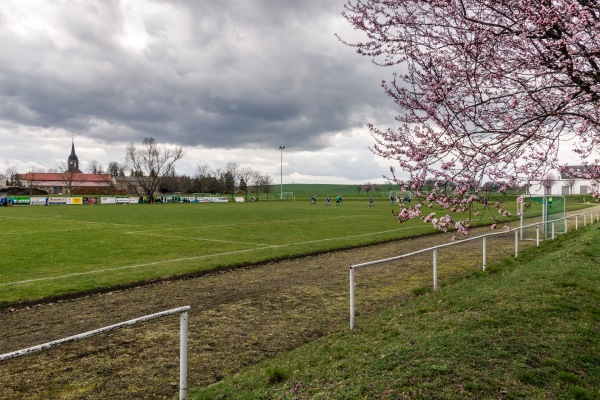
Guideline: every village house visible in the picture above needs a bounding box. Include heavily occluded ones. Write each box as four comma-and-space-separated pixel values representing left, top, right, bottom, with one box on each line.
528, 165, 599, 196
16, 139, 117, 195
0, 174, 8, 190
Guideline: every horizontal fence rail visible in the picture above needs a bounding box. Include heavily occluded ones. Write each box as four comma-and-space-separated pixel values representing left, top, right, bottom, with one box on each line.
350, 209, 599, 330
0, 306, 191, 400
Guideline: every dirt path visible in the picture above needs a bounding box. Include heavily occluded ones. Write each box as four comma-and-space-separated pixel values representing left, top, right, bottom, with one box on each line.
0, 212, 594, 399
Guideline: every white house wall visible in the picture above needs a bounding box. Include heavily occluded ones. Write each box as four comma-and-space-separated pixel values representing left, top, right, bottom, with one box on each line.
529, 179, 597, 195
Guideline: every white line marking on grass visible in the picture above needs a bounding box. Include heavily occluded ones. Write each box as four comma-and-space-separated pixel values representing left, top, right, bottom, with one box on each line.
138, 232, 272, 247
0, 225, 432, 287
0, 246, 280, 287
128, 215, 367, 234
47, 218, 139, 227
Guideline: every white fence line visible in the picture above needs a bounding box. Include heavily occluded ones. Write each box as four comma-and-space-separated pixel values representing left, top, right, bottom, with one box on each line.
0, 306, 191, 400
349, 209, 599, 330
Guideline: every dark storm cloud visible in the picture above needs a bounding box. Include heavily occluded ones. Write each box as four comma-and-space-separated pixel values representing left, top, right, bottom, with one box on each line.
0, 0, 392, 152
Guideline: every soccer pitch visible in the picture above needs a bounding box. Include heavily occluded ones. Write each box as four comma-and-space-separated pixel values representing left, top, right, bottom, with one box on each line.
0, 197, 574, 305
0, 200, 431, 304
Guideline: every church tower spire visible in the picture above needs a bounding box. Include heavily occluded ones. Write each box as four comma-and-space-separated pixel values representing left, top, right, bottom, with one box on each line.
68, 136, 80, 173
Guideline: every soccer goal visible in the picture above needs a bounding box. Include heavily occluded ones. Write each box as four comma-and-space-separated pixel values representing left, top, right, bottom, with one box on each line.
281, 192, 294, 200
389, 191, 412, 202
519, 196, 566, 240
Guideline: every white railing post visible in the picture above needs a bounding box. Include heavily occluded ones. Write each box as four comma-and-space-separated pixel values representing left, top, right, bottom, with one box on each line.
576, 215, 579, 230
482, 235, 487, 271
584, 213, 587, 226
0, 306, 191, 399
350, 268, 355, 330
514, 229, 518, 258
536, 225, 540, 247
433, 249, 438, 291
179, 310, 188, 400
520, 203, 524, 240
552, 222, 555, 240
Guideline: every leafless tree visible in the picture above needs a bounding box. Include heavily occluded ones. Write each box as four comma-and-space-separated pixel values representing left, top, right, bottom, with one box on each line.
251, 171, 262, 197
260, 173, 274, 196
107, 161, 125, 177
540, 173, 558, 195
237, 166, 255, 199
194, 162, 213, 193
566, 178, 577, 195
57, 161, 86, 195
195, 163, 211, 180
4, 166, 19, 186
225, 161, 238, 189
19, 167, 45, 195
88, 160, 104, 174
125, 137, 183, 199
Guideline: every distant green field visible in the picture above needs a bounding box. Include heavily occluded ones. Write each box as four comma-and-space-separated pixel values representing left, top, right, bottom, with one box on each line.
279, 184, 401, 198
0, 197, 589, 305
278, 184, 596, 204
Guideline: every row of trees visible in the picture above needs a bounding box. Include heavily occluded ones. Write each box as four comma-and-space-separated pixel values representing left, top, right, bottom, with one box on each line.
3, 137, 274, 199
356, 182, 383, 195
156, 163, 275, 198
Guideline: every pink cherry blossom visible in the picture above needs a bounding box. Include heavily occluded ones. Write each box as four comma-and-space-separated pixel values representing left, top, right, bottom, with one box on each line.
341, 0, 600, 234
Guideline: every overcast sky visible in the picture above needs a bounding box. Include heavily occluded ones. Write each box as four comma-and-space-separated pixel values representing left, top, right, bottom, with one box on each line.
0, 0, 408, 184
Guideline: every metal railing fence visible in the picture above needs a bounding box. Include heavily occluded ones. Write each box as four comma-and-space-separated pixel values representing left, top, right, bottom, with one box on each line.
350, 209, 599, 330
0, 306, 191, 400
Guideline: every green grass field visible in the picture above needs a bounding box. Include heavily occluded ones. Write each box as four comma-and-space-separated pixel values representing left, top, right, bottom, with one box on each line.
0, 197, 589, 306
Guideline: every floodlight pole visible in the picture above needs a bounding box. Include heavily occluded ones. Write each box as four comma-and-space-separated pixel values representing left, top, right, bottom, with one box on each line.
279, 145, 285, 200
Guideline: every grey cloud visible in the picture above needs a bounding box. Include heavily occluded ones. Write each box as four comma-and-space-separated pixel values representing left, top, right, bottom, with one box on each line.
0, 0, 394, 157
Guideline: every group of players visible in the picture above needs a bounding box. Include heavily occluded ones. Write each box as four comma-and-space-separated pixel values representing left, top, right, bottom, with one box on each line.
309, 194, 411, 207
310, 194, 344, 206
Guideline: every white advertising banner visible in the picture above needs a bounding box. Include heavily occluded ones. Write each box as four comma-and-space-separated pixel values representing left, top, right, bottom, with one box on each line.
30, 197, 47, 205
101, 197, 116, 204
48, 197, 66, 205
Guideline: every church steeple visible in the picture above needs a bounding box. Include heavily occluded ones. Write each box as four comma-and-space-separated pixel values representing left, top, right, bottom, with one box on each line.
68, 136, 80, 173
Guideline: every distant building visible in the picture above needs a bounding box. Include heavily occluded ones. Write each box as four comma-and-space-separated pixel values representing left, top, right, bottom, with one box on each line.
113, 176, 146, 195
67, 137, 81, 173
16, 139, 115, 194
0, 174, 8, 190
17, 172, 115, 195
528, 165, 599, 196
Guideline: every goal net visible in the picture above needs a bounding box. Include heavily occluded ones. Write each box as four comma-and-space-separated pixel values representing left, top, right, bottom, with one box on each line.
389, 191, 412, 203
519, 196, 566, 240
